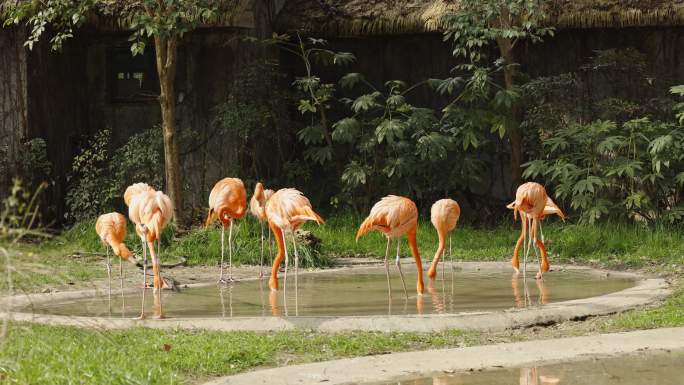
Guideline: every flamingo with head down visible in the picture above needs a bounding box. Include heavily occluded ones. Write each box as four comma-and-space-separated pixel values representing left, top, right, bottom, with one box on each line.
250, 182, 275, 279
507, 182, 565, 280
356, 195, 425, 297
206, 178, 247, 283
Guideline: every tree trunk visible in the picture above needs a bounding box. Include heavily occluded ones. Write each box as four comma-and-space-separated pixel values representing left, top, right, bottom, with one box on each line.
154, 36, 183, 225
497, 37, 523, 194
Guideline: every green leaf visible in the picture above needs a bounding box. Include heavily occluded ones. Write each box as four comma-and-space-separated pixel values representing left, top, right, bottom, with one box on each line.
352, 92, 380, 113
339, 73, 364, 89
375, 119, 406, 143
332, 118, 360, 143
333, 52, 356, 65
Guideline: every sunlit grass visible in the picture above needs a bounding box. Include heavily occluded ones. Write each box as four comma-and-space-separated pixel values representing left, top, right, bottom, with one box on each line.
0, 322, 473, 385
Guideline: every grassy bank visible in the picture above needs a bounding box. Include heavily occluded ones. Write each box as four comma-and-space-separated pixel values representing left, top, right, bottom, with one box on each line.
0, 323, 473, 385
46, 214, 684, 270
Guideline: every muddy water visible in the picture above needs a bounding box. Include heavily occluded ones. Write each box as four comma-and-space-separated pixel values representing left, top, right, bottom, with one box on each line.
370, 350, 684, 385
21, 267, 634, 318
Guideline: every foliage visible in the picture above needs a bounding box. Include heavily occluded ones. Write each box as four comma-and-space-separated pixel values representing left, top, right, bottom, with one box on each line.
439, 0, 554, 130
64, 129, 115, 222
330, 74, 491, 207
257, 33, 355, 176
0, 138, 51, 199
523, 116, 684, 224
4, 0, 221, 53
212, 59, 293, 183
442, 0, 553, 64
64, 127, 164, 223
110, 126, 165, 193
0, 179, 48, 244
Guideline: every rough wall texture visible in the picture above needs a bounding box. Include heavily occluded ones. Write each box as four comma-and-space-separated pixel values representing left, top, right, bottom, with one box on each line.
0, 28, 28, 195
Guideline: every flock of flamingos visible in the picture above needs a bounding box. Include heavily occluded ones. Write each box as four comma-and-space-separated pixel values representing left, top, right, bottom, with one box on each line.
95, 179, 564, 319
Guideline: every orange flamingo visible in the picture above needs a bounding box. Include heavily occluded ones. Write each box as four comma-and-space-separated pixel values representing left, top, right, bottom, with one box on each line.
250, 182, 275, 279
265, 188, 324, 292
126, 186, 173, 318
428, 198, 461, 280
95, 212, 135, 300
356, 196, 425, 297
206, 178, 247, 283
507, 182, 565, 280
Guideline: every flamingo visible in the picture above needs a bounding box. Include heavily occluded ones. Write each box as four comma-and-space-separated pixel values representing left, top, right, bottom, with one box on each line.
356, 195, 425, 297
265, 188, 324, 292
95, 212, 136, 301
427, 198, 461, 280
126, 185, 173, 318
250, 182, 275, 279
507, 182, 565, 280
124, 183, 156, 291
206, 178, 247, 283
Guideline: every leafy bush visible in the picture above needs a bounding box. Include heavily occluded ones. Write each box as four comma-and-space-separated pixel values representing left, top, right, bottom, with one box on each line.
65, 130, 115, 222
65, 127, 164, 222
523, 112, 684, 224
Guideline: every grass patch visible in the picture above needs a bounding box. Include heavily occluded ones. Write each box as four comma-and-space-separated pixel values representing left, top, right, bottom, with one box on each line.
604, 286, 684, 330
318, 214, 684, 271
0, 322, 474, 385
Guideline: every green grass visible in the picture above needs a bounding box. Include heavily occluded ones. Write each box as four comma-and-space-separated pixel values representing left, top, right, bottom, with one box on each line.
0, 322, 474, 385
605, 286, 684, 330
318, 214, 684, 271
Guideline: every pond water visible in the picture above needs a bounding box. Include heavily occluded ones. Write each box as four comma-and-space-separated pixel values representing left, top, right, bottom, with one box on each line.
367, 350, 684, 385
21, 266, 635, 318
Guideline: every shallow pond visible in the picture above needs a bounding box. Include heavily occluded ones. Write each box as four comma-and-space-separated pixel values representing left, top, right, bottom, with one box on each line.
21, 266, 635, 318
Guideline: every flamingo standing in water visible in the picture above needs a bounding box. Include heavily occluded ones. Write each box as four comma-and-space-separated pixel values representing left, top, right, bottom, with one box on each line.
124, 183, 155, 290
125, 184, 173, 318
250, 182, 275, 278
507, 182, 565, 279
95, 212, 136, 300
266, 188, 324, 292
356, 196, 425, 296
428, 198, 461, 280
206, 178, 247, 283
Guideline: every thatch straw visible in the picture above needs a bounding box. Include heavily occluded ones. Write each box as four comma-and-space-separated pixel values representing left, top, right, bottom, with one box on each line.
276, 0, 684, 37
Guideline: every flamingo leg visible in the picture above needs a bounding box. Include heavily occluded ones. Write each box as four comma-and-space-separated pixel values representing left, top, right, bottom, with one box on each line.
105, 244, 111, 310
283, 231, 289, 293
383, 237, 392, 299
290, 231, 299, 316
138, 235, 147, 319
141, 237, 148, 288
268, 224, 284, 291
259, 221, 265, 279
228, 219, 234, 281
119, 252, 124, 315
395, 239, 408, 299
441, 236, 446, 282
536, 220, 550, 275
218, 224, 226, 284
512, 218, 526, 274
523, 216, 531, 282
148, 240, 163, 318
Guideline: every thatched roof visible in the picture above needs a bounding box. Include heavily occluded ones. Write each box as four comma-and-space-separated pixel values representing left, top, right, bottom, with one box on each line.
276, 0, 684, 37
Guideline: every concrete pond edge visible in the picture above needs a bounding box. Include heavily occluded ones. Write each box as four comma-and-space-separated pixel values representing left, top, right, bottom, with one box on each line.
0, 262, 673, 333
203, 327, 684, 385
